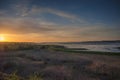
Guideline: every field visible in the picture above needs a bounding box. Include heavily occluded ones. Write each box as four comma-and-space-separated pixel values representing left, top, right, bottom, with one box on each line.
0, 42, 120, 80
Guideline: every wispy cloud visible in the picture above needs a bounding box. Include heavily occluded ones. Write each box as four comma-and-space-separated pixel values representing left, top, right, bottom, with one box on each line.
0, 17, 57, 34
0, 0, 119, 42
11, 0, 31, 17
0, 0, 87, 23
30, 6, 85, 23
0, 1, 86, 23
0, 17, 119, 41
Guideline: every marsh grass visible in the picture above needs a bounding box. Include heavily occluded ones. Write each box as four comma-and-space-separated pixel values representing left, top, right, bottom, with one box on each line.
5, 71, 21, 80
0, 71, 43, 80
0, 42, 35, 51
28, 72, 43, 80
1, 42, 120, 80
55, 48, 120, 56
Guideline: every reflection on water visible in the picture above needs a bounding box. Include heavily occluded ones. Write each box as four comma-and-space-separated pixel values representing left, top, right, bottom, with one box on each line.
58, 43, 120, 52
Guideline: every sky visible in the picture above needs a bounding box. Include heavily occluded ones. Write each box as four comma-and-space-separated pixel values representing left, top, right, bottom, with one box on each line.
0, 0, 120, 42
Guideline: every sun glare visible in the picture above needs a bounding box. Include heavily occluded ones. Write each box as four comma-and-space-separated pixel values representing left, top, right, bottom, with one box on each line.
0, 36, 5, 42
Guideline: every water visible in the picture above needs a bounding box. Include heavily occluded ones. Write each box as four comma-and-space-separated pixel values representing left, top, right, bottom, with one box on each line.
57, 43, 120, 52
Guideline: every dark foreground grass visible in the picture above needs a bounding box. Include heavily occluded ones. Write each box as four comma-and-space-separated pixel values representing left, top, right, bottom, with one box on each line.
0, 42, 120, 80
0, 71, 43, 80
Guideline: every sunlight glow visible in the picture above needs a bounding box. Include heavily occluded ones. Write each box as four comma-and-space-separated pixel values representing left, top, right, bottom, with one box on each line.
0, 36, 5, 42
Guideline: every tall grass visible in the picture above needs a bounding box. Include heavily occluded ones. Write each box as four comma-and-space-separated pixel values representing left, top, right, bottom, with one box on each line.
0, 71, 43, 80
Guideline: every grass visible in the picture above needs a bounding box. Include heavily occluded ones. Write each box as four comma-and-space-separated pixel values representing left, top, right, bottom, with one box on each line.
28, 73, 43, 80
0, 71, 43, 80
0, 42, 120, 56
0, 42, 35, 51
5, 71, 21, 80
53, 47, 120, 56
0, 42, 65, 51
0, 42, 120, 80
60, 49, 120, 56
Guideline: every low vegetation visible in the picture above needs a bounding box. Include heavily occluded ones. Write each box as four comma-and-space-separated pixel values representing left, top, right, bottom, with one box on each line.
0, 72, 43, 80
0, 42, 120, 80
0, 42, 65, 52
0, 42, 120, 56
58, 48, 120, 56
0, 42, 35, 51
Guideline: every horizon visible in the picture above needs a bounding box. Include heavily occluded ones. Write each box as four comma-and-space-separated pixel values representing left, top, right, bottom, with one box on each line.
0, 40, 120, 43
0, 0, 120, 42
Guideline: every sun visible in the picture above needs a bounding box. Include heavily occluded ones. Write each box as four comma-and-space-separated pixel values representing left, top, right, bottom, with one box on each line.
0, 36, 5, 42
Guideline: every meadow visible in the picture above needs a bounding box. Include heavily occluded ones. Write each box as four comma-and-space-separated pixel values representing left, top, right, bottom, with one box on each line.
0, 42, 120, 80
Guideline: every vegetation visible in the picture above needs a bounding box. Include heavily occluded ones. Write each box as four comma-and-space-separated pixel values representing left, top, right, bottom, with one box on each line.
0, 42, 35, 51
0, 42, 120, 80
0, 42, 120, 56
28, 73, 43, 80
56, 48, 120, 56
0, 72, 43, 80
0, 42, 65, 52
5, 71, 21, 80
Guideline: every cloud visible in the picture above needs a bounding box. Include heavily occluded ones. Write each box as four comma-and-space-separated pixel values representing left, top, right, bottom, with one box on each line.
0, 17, 84, 37
0, 17, 83, 37
0, 10, 7, 16
30, 6, 85, 23
11, 0, 31, 17
0, 1, 85, 23
0, 0, 87, 23
0, 17, 57, 34
0, 0, 119, 41
0, 17, 120, 41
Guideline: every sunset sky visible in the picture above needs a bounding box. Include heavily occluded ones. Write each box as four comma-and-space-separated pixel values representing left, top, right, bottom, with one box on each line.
0, 0, 120, 42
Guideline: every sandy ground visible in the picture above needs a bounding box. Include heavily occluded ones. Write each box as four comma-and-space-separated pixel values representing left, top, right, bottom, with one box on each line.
0, 50, 120, 80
